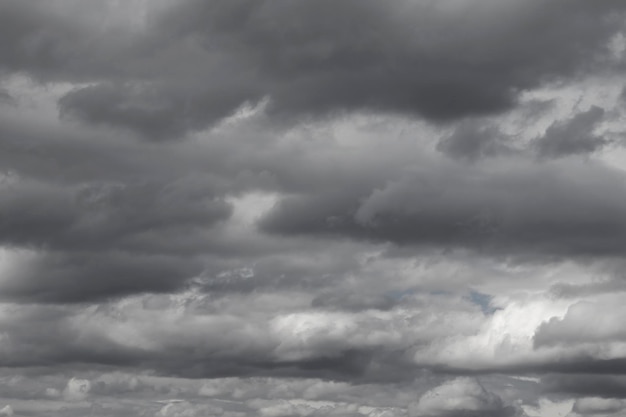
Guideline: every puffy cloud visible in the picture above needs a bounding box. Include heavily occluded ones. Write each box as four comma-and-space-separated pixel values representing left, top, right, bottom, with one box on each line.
63, 378, 91, 402
0, 249, 205, 303
2, 1, 626, 416
534, 299, 626, 349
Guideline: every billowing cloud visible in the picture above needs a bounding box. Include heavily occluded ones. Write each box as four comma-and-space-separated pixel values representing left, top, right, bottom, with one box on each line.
63, 378, 91, 402
1, 1, 626, 416
570, 397, 626, 416
436, 120, 516, 160
262, 157, 626, 259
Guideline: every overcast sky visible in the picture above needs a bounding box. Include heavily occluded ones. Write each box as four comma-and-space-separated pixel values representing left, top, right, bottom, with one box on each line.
1, 0, 626, 416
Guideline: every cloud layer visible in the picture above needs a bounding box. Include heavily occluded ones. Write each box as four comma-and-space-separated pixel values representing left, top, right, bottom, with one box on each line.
0, 0, 626, 416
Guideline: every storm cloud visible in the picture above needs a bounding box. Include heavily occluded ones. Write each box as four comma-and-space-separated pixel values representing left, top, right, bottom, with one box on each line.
2, 0, 625, 138
261, 157, 626, 259
0, 0, 626, 416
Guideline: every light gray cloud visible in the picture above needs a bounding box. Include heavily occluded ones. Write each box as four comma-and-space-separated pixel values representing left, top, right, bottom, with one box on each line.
569, 397, 626, 416
408, 378, 523, 417
533, 297, 626, 351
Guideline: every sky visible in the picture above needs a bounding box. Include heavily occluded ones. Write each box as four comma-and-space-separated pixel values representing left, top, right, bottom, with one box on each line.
1, 0, 626, 416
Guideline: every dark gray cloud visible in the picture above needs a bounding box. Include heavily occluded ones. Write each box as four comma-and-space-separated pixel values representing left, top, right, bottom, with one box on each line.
542, 374, 626, 399
151, 0, 625, 125
3, 0, 625, 138
0, 0, 134, 81
2, 1, 626, 415
0, 174, 230, 302
0, 89, 14, 105
0, 178, 231, 253
437, 120, 516, 160
0, 251, 202, 303
310, 291, 397, 312
533, 106, 609, 158
57, 81, 258, 141
260, 158, 626, 258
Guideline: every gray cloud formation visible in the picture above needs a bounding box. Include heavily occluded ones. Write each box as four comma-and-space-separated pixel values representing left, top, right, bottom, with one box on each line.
572, 397, 626, 416
543, 374, 626, 399
58, 81, 255, 141
0, 89, 14, 105
0, 172, 230, 302
0, 179, 231, 252
436, 121, 516, 160
2, 0, 625, 138
533, 106, 609, 158
142, 0, 626, 125
261, 157, 626, 258
408, 378, 522, 417
1, 1, 626, 415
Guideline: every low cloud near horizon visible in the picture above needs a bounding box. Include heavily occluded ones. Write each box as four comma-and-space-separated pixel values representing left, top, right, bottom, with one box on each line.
1, 0, 626, 416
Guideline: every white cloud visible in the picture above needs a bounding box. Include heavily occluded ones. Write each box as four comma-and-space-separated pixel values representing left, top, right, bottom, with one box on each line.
63, 377, 91, 402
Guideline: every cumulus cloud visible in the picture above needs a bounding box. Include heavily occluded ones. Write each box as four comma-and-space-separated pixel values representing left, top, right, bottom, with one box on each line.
436, 120, 516, 160
534, 299, 626, 349
63, 378, 91, 402
1, 1, 626, 416
262, 157, 626, 259
543, 374, 626, 399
